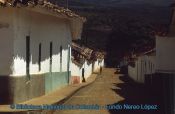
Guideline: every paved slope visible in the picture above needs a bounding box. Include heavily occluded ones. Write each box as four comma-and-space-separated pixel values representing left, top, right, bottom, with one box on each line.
53, 68, 164, 114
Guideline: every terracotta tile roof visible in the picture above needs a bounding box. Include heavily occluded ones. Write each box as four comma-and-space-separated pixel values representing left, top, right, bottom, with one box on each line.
134, 48, 156, 57
127, 48, 156, 62
0, 0, 86, 21
94, 51, 105, 60
155, 31, 168, 37
71, 43, 105, 63
71, 57, 84, 67
143, 48, 156, 55
72, 42, 93, 60
153, 25, 169, 37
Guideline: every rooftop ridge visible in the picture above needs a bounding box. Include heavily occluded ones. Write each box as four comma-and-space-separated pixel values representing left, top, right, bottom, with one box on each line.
0, 0, 86, 21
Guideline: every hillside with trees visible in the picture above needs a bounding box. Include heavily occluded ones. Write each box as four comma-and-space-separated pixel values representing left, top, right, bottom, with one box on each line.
55, 0, 172, 67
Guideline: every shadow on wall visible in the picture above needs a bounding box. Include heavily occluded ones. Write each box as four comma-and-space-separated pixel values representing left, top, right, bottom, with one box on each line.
11, 12, 72, 73
12, 38, 70, 75
21, 40, 69, 65
107, 75, 165, 114
145, 73, 175, 114
0, 76, 11, 104
0, 41, 70, 104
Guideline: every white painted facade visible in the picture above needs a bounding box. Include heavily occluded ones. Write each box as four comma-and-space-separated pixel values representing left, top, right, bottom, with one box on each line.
128, 54, 156, 83
71, 60, 92, 81
0, 8, 14, 75
156, 36, 175, 73
155, 36, 175, 114
0, 7, 83, 77
71, 59, 104, 82
94, 59, 104, 72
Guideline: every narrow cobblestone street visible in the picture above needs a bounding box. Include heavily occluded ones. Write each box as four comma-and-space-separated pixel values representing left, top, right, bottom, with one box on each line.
51, 68, 164, 114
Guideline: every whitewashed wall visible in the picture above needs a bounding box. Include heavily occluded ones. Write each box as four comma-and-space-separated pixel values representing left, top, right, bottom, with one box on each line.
101, 59, 105, 67
128, 63, 138, 82
84, 61, 93, 79
155, 36, 175, 114
71, 59, 105, 82
94, 60, 99, 72
70, 18, 84, 40
128, 55, 155, 83
0, 8, 14, 75
0, 8, 72, 76
93, 59, 104, 74
145, 56, 156, 75
93, 59, 104, 72
133, 56, 145, 83
71, 61, 82, 81
71, 60, 92, 81
156, 36, 175, 73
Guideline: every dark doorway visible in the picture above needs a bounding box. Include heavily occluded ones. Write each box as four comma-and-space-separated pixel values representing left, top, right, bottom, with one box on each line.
26, 36, 30, 80
38, 43, 41, 71
50, 42, 53, 72
92, 62, 95, 73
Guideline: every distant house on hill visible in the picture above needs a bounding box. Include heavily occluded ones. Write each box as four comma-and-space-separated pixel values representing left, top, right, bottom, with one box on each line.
0, 0, 85, 104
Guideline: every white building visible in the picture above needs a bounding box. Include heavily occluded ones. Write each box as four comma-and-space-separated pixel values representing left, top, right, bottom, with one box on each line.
155, 35, 175, 114
71, 43, 105, 84
128, 9, 175, 113
154, 4, 175, 114
128, 49, 156, 83
0, 0, 85, 104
